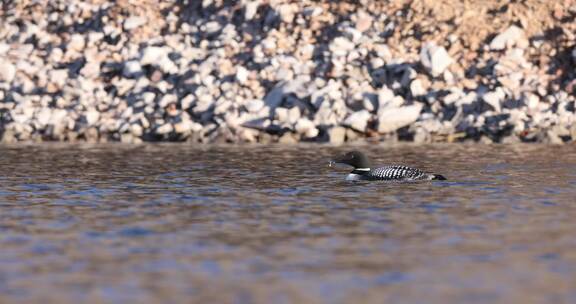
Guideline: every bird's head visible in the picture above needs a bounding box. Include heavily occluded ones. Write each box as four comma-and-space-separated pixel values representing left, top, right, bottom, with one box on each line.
329, 151, 371, 169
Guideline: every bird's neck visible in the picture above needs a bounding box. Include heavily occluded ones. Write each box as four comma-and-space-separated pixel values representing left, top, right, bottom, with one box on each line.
351, 167, 371, 175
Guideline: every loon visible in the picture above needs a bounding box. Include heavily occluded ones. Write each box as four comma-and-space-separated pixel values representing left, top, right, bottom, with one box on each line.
330, 151, 446, 181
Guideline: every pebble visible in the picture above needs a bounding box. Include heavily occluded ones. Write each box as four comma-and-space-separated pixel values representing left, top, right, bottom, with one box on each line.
482, 89, 505, 113
124, 16, 147, 31
294, 118, 319, 138
420, 42, 453, 77
490, 26, 525, 51
156, 123, 173, 135
343, 110, 371, 132
377, 104, 423, 133
327, 126, 346, 145
123, 60, 143, 78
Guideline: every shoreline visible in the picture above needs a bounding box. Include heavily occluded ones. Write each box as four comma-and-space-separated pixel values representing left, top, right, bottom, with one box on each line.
1, 1, 575, 144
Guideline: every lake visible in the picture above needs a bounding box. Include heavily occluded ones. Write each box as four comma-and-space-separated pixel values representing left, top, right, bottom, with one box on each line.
1, 143, 575, 303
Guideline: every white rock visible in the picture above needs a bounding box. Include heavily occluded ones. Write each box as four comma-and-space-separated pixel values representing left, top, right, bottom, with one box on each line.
362, 95, 376, 112
159, 94, 177, 108
0, 59, 16, 82
236, 66, 249, 84
490, 25, 524, 50
330, 37, 355, 56
244, 1, 260, 20
204, 21, 221, 34
420, 42, 453, 77
287, 107, 301, 125
156, 123, 173, 135
123, 60, 143, 78
410, 79, 426, 96
294, 118, 318, 138
174, 120, 202, 133
327, 126, 346, 145
141, 46, 178, 73
142, 92, 156, 104
482, 89, 505, 112
343, 110, 371, 132
36, 108, 52, 126
525, 93, 540, 110
68, 34, 85, 52
377, 104, 423, 133
130, 124, 143, 137
181, 94, 195, 110
275, 107, 289, 123
245, 99, 264, 113
124, 16, 147, 31
378, 87, 395, 109
49, 69, 68, 87
85, 109, 100, 126
81, 60, 100, 78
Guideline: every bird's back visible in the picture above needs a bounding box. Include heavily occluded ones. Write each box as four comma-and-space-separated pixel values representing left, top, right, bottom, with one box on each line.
366, 165, 434, 181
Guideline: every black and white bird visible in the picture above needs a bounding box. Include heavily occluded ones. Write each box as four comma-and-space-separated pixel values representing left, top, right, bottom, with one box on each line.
330, 151, 446, 181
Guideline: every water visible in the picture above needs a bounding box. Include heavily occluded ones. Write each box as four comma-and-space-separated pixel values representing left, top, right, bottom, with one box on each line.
1, 143, 575, 303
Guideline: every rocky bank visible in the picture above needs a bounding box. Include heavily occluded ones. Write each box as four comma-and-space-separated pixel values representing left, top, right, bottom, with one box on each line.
0, 0, 575, 144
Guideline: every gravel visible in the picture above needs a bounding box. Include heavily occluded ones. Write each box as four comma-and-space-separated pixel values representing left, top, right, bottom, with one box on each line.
0, 0, 575, 144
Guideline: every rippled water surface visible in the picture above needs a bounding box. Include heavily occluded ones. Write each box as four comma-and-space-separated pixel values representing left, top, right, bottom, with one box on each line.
1, 144, 576, 303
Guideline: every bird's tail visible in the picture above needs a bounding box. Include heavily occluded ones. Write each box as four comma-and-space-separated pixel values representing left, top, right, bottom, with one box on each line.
432, 174, 447, 180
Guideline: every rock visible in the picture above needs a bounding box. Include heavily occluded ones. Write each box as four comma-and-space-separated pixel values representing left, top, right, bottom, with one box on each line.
124, 16, 147, 31
237, 128, 259, 143
236, 66, 249, 84
36, 108, 52, 126
378, 87, 396, 109
287, 107, 301, 125
525, 93, 540, 110
246, 99, 264, 113
278, 132, 298, 144
490, 25, 525, 50
294, 118, 319, 138
156, 123, 173, 135
330, 37, 355, 56
0, 59, 16, 82
420, 42, 453, 77
204, 21, 221, 34
482, 89, 505, 112
140, 46, 177, 73
355, 11, 373, 32
242, 118, 270, 131
410, 79, 426, 97
401, 67, 417, 87
49, 69, 68, 88
174, 120, 202, 134
244, 1, 260, 20
545, 130, 563, 144
120, 133, 135, 143
85, 109, 100, 126
275, 107, 289, 124
327, 126, 346, 145
264, 83, 286, 110
123, 60, 143, 78
343, 110, 371, 132
377, 104, 423, 133
130, 124, 143, 137
68, 34, 85, 52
